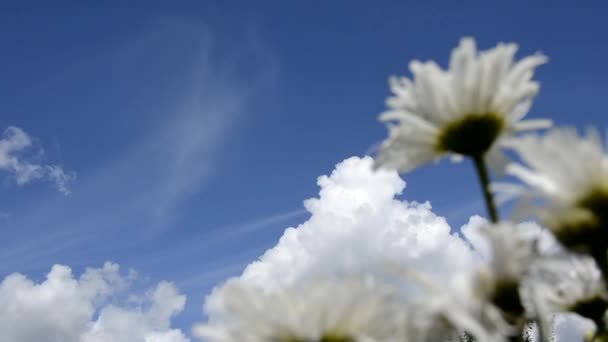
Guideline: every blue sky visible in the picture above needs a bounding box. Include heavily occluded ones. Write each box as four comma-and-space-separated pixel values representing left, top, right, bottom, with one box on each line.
1, 0, 607, 333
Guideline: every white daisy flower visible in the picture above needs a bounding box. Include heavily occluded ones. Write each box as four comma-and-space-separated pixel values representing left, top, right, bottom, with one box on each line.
400, 223, 538, 340
481, 223, 539, 283
387, 260, 510, 342
475, 223, 540, 321
193, 276, 405, 342
521, 256, 607, 337
493, 127, 608, 252
376, 37, 550, 173
403, 283, 509, 342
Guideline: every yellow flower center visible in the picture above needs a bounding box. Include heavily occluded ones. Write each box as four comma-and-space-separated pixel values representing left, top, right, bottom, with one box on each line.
437, 113, 506, 156
551, 188, 608, 251
490, 280, 524, 322
578, 188, 608, 225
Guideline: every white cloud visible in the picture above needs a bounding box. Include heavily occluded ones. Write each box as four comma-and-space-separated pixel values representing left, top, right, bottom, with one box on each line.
0, 126, 75, 194
204, 156, 477, 317
0, 262, 189, 342
202, 156, 591, 341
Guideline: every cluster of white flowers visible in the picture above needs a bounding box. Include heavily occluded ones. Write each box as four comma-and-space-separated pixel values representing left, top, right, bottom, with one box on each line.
194, 38, 608, 342
194, 276, 405, 342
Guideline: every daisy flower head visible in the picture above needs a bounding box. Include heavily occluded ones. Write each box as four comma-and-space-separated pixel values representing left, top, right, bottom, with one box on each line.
521, 256, 607, 329
193, 276, 405, 342
389, 260, 510, 342
494, 127, 608, 252
475, 223, 540, 321
403, 284, 510, 342
375, 37, 550, 173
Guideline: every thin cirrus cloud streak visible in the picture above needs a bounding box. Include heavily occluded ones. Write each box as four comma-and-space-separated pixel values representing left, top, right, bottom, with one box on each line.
208, 208, 308, 238
0, 126, 75, 195
0, 19, 278, 275
0, 88, 252, 273
0, 90, 236, 272
130, 208, 309, 285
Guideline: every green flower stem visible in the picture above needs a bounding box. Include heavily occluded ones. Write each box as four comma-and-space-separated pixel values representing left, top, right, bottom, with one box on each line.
472, 154, 499, 223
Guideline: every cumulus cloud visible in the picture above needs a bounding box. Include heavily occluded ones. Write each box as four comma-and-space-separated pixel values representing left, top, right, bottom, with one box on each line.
0, 262, 189, 342
0, 126, 74, 194
202, 156, 591, 341
204, 156, 476, 316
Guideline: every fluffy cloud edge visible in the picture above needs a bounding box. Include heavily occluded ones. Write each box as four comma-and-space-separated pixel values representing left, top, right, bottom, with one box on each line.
0, 126, 75, 194
0, 262, 189, 342
203, 156, 478, 317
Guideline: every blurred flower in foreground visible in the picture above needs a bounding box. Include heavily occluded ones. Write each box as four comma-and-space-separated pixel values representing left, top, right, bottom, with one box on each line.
395, 222, 542, 341
403, 278, 510, 342
388, 260, 510, 342
476, 223, 540, 323
521, 256, 607, 338
494, 127, 608, 253
376, 37, 550, 173
193, 276, 404, 342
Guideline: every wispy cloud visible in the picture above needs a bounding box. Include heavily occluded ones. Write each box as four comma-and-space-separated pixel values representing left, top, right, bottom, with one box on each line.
211, 209, 308, 237
128, 208, 308, 282
0, 17, 278, 274
0, 126, 75, 194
